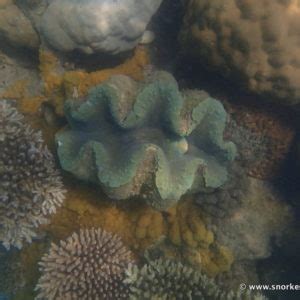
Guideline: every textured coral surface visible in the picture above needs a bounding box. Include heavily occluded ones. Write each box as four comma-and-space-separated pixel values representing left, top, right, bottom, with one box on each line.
56, 71, 236, 209
35, 228, 134, 300
225, 102, 295, 179
125, 258, 267, 300
180, 0, 300, 106
0, 100, 65, 249
40, 0, 162, 54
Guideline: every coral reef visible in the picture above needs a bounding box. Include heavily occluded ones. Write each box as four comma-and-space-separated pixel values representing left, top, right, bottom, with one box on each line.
35, 228, 134, 300
224, 102, 295, 179
56, 70, 236, 209
0, 100, 65, 249
180, 0, 300, 107
39, 46, 150, 116
0, 0, 39, 49
195, 164, 248, 219
133, 206, 167, 250
40, 0, 162, 54
165, 198, 234, 276
124, 258, 267, 300
212, 179, 292, 261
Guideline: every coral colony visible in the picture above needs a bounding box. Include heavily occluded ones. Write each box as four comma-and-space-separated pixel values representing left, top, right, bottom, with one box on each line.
35, 228, 134, 300
56, 71, 236, 209
0, 100, 65, 249
40, 0, 162, 54
124, 258, 267, 300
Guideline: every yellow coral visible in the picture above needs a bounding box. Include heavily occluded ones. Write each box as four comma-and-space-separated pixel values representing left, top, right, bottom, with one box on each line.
1, 45, 149, 117
198, 245, 234, 277
134, 207, 167, 250
165, 199, 233, 276
167, 199, 214, 249
39, 46, 150, 115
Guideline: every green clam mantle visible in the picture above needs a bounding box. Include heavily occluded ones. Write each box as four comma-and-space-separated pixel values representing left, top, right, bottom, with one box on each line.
56, 71, 236, 209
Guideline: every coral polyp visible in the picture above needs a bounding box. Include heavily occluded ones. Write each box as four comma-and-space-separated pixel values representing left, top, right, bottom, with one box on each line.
0, 100, 65, 249
35, 228, 134, 300
56, 71, 236, 209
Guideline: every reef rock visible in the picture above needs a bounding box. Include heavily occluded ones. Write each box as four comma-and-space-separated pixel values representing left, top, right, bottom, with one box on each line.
180, 0, 300, 107
56, 71, 236, 209
0, 0, 39, 49
39, 0, 162, 54
213, 179, 292, 261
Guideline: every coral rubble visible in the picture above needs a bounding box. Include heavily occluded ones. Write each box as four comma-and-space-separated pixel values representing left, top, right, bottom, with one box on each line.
56, 71, 236, 209
35, 228, 134, 300
0, 100, 65, 249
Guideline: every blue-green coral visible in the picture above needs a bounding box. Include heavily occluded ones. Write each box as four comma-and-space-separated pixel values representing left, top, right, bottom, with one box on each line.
56, 71, 236, 209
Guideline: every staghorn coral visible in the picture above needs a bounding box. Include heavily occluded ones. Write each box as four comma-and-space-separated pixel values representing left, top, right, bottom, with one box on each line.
56, 70, 236, 210
35, 228, 134, 300
0, 100, 65, 249
180, 0, 300, 107
124, 258, 267, 300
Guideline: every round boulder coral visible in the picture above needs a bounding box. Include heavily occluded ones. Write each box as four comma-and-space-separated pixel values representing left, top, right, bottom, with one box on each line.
40, 0, 162, 54
35, 228, 134, 300
0, 100, 65, 249
55, 71, 236, 209
180, 0, 300, 107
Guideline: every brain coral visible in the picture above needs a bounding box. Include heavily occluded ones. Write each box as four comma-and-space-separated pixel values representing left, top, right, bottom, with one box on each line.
35, 228, 134, 300
180, 0, 300, 107
56, 71, 236, 209
0, 100, 65, 249
125, 258, 267, 300
40, 0, 162, 54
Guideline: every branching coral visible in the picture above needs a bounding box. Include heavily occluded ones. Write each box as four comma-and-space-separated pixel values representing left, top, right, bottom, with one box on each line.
56, 71, 236, 209
35, 228, 134, 300
0, 100, 65, 249
124, 258, 267, 300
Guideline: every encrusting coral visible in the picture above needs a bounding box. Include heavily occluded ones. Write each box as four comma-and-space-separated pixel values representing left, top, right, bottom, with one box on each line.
0, 100, 65, 249
35, 228, 135, 300
124, 258, 267, 300
0, 46, 150, 117
39, 46, 150, 116
56, 70, 236, 210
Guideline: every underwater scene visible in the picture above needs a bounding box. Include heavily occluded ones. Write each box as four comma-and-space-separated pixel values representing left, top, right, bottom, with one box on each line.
0, 0, 299, 299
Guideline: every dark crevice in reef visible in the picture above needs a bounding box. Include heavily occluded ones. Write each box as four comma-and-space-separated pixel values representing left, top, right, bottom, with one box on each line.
148, 0, 185, 72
